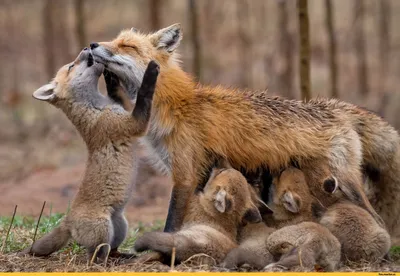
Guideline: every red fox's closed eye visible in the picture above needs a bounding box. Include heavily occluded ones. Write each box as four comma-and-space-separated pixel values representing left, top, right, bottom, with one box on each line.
121, 45, 138, 51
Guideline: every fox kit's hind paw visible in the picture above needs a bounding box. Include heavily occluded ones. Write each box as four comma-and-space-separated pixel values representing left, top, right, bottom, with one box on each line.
108, 249, 136, 260
18, 246, 34, 257
134, 232, 174, 255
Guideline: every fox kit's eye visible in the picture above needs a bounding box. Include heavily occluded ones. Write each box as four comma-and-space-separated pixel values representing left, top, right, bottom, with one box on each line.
68, 64, 74, 72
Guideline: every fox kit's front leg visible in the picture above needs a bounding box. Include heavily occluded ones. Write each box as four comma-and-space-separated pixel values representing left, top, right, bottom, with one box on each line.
100, 61, 160, 138
131, 60, 159, 131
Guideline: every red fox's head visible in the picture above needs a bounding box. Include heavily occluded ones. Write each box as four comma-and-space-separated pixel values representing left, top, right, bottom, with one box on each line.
32, 48, 104, 105
199, 165, 262, 226
90, 24, 182, 97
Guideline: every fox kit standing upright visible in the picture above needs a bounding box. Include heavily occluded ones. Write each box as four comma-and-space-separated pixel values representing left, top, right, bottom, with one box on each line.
134, 165, 262, 265
90, 24, 391, 236
20, 49, 160, 262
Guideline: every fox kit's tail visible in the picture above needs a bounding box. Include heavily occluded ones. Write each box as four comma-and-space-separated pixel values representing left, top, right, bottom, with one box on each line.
20, 224, 71, 256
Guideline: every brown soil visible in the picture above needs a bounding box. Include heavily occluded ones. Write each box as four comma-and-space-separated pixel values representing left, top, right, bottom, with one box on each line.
0, 152, 172, 224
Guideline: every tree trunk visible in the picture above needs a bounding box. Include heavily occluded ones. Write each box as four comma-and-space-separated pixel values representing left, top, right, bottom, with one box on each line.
237, 0, 252, 89
378, 0, 390, 96
189, 0, 202, 81
277, 0, 294, 98
353, 0, 368, 96
74, 0, 86, 49
297, 0, 311, 101
149, 0, 161, 31
43, 0, 56, 81
325, 0, 338, 98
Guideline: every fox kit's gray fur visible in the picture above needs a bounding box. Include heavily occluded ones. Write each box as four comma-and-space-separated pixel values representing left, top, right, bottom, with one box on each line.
265, 221, 341, 271
221, 222, 275, 269
19, 49, 160, 262
318, 179, 391, 263
134, 166, 262, 265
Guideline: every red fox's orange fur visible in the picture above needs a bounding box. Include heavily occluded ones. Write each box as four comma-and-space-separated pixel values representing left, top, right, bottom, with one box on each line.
91, 24, 400, 244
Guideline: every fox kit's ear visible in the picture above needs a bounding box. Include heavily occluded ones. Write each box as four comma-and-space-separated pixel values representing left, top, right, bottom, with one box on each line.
282, 191, 301, 213
150, 23, 182, 53
214, 188, 232, 213
32, 83, 56, 101
242, 206, 262, 224
323, 176, 338, 194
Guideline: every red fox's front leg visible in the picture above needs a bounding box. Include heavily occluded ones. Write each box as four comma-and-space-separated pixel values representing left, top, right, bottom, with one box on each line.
164, 154, 199, 232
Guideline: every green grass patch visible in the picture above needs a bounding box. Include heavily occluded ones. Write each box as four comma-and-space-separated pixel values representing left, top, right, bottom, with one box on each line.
390, 246, 400, 261
0, 212, 164, 255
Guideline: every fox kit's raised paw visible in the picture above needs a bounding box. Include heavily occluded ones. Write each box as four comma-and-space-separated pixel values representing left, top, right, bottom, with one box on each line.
138, 60, 160, 99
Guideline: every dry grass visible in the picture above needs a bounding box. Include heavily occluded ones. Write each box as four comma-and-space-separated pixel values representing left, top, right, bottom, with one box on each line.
0, 213, 399, 272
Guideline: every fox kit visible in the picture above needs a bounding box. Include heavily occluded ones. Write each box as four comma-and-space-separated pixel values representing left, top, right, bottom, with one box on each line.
133, 166, 262, 265
265, 167, 318, 228
318, 179, 391, 263
90, 24, 394, 238
221, 222, 275, 269
265, 221, 341, 271
270, 167, 391, 263
19, 49, 160, 262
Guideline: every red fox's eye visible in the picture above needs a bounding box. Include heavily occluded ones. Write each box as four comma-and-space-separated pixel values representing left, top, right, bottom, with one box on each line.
68, 64, 74, 72
122, 45, 138, 51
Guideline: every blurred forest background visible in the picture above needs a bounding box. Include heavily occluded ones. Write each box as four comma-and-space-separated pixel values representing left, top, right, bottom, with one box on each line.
0, 0, 399, 221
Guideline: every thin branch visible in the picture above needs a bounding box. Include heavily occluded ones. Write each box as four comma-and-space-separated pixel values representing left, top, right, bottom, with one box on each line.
1, 205, 17, 253
30, 201, 46, 253
170, 246, 176, 271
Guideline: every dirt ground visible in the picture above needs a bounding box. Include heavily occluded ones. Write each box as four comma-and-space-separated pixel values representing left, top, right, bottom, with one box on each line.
0, 145, 172, 224
0, 252, 399, 272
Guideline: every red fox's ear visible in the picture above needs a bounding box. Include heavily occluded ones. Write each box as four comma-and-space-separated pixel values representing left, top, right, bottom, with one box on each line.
32, 83, 56, 101
150, 23, 182, 53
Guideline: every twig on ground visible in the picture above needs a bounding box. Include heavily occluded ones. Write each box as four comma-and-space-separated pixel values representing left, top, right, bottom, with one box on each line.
1, 205, 18, 253
298, 248, 303, 268
30, 201, 46, 253
89, 243, 111, 266
170, 246, 176, 271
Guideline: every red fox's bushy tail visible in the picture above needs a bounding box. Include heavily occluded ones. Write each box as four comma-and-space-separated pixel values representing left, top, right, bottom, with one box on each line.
355, 112, 400, 244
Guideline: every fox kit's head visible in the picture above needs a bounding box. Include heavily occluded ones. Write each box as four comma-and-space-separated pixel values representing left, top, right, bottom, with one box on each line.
33, 48, 104, 106
90, 24, 182, 97
199, 165, 262, 226
267, 167, 316, 224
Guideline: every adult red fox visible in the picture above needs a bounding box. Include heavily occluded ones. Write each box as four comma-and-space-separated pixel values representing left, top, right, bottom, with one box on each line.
90, 24, 400, 244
